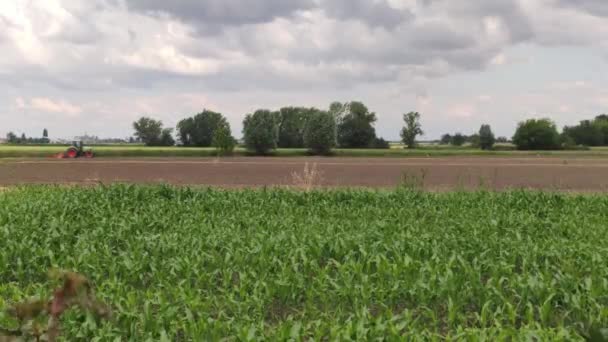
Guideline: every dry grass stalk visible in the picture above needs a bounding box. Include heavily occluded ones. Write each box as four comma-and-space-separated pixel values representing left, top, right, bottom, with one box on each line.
291, 162, 323, 191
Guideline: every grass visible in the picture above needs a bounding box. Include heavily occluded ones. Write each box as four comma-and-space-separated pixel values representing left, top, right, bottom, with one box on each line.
1, 185, 607, 339
2, 144, 608, 158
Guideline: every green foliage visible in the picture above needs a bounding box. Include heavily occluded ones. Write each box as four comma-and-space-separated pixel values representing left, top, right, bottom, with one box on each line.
513, 118, 561, 150
177, 110, 230, 147
159, 128, 175, 147
451, 133, 466, 146
336, 102, 377, 148
303, 110, 336, 155
370, 137, 390, 149
243, 109, 279, 155
1, 185, 607, 339
278, 107, 309, 148
563, 115, 608, 147
400, 112, 423, 149
479, 124, 495, 150
440, 134, 452, 145
212, 123, 236, 155
133, 117, 164, 146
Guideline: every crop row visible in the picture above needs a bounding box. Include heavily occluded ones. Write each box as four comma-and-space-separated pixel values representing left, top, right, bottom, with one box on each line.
1, 185, 607, 340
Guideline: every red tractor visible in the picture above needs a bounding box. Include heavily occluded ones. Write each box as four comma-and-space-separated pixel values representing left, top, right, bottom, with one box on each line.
54, 141, 94, 159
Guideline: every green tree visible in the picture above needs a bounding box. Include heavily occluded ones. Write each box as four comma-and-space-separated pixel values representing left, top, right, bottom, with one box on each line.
42, 128, 49, 144
133, 117, 163, 146
512, 118, 561, 150
371, 137, 390, 149
562, 120, 603, 146
400, 112, 423, 149
212, 123, 236, 155
440, 134, 452, 145
336, 101, 377, 148
478, 124, 495, 150
451, 133, 466, 146
176, 117, 194, 146
303, 110, 336, 155
177, 110, 229, 147
277, 107, 309, 148
243, 109, 279, 155
6, 132, 17, 143
159, 128, 175, 146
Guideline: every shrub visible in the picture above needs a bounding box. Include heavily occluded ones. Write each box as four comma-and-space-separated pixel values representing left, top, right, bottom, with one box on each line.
303, 110, 336, 155
371, 137, 390, 149
212, 123, 236, 155
512, 118, 561, 150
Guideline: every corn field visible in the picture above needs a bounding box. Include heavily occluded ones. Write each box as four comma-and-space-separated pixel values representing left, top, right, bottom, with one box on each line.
1, 185, 607, 340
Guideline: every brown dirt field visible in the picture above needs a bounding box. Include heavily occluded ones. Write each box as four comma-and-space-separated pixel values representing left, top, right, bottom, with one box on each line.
1, 157, 608, 191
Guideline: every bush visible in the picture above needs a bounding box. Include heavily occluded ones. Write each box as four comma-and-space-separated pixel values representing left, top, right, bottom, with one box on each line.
370, 137, 390, 149
303, 110, 336, 155
242, 110, 279, 155
451, 133, 466, 146
212, 124, 236, 155
479, 124, 495, 150
512, 118, 561, 150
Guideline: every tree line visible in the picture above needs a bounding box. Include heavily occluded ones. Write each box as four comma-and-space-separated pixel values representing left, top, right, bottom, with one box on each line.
5, 129, 50, 144
132, 102, 608, 154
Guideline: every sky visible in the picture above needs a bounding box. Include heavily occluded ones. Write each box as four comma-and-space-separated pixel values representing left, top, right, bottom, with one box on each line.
0, 0, 607, 141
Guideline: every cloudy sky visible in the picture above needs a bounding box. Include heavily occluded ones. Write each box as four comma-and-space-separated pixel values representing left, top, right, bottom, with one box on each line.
1, 0, 607, 141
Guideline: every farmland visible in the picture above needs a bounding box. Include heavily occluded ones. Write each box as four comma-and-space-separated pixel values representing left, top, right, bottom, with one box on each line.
1, 185, 608, 339
2, 157, 608, 191
3, 144, 608, 158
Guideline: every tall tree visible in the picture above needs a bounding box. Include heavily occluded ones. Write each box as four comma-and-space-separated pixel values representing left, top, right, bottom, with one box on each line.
176, 117, 194, 146
133, 117, 163, 146
303, 109, 336, 155
6, 132, 17, 143
400, 112, 423, 149
42, 128, 49, 143
478, 124, 496, 150
212, 122, 236, 155
159, 128, 175, 146
242, 109, 279, 155
177, 110, 229, 147
277, 107, 309, 148
336, 101, 377, 148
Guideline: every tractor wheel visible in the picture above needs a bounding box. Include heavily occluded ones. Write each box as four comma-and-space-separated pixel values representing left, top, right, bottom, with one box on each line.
66, 147, 78, 158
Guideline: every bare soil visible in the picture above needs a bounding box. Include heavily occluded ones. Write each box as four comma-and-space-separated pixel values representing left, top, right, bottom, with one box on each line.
1, 157, 608, 191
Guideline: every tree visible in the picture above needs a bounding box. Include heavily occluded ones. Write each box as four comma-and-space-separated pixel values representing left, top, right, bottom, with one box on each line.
440, 134, 452, 145
176, 117, 194, 146
20, 133, 26, 143
212, 122, 236, 155
159, 128, 175, 146
42, 128, 49, 144
496, 136, 509, 143
336, 101, 377, 148
451, 133, 466, 146
478, 124, 495, 150
177, 110, 229, 147
562, 120, 603, 146
6, 132, 17, 143
133, 117, 163, 146
512, 118, 561, 150
400, 112, 423, 149
242, 109, 279, 155
278, 107, 309, 148
303, 110, 336, 155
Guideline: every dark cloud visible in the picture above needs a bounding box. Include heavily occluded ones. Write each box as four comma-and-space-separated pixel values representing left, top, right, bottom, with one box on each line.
556, 0, 608, 16
322, 0, 413, 29
125, 0, 315, 30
